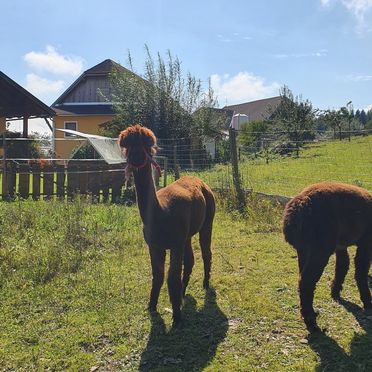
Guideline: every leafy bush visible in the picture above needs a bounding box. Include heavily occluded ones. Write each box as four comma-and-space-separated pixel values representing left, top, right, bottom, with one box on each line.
0, 130, 43, 159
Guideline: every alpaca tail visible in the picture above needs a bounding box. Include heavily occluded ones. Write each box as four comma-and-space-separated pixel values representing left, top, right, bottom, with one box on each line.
282, 196, 307, 247
200, 184, 216, 289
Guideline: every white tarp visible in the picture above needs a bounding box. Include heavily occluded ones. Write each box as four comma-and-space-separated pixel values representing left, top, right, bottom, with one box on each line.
57, 129, 125, 164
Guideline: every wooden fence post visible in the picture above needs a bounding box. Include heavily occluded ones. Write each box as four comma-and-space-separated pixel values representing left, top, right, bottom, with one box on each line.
32, 163, 41, 200
2, 134, 7, 200
19, 163, 30, 199
229, 127, 246, 213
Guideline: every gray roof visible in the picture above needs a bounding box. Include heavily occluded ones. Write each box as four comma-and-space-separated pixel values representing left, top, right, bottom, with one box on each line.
52, 59, 131, 107
223, 96, 282, 122
53, 104, 116, 116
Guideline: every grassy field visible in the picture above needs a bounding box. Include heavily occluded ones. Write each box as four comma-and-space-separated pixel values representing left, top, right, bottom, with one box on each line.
0, 196, 371, 371
183, 135, 372, 197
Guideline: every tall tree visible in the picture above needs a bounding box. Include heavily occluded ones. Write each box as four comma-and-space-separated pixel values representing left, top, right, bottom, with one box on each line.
271, 86, 316, 156
359, 109, 367, 126
107, 46, 218, 141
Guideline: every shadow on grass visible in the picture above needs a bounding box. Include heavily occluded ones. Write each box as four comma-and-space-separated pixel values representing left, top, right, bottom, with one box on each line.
308, 299, 372, 371
139, 288, 228, 371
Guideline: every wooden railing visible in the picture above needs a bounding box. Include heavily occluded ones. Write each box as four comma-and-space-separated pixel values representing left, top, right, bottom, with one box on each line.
0, 160, 128, 202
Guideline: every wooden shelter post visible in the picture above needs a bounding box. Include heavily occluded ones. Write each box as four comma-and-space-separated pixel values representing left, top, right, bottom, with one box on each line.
23, 116, 29, 138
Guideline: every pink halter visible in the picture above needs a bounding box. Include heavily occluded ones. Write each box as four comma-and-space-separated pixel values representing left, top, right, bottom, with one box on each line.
126, 147, 161, 177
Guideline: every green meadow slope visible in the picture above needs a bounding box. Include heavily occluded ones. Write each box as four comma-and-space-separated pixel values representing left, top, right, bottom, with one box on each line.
185, 135, 372, 197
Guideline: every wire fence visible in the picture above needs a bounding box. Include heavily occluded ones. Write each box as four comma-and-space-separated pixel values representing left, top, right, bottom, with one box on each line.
1, 130, 371, 201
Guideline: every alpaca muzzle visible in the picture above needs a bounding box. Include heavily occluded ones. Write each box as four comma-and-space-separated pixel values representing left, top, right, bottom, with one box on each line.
124, 148, 161, 179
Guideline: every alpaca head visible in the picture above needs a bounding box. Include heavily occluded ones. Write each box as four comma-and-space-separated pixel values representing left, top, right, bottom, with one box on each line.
118, 124, 157, 168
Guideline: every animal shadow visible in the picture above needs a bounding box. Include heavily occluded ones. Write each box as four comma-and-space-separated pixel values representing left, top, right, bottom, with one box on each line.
308, 299, 372, 371
139, 288, 228, 371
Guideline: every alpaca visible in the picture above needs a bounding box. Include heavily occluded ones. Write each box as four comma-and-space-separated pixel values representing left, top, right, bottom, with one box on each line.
283, 181, 372, 332
118, 124, 215, 325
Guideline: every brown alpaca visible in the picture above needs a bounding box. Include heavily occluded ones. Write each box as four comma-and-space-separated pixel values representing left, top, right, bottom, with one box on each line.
118, 124, 215, 325
283, 181, 372, 332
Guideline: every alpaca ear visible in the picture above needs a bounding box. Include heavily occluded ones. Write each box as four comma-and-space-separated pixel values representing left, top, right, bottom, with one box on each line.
118, 131, 128, 148
142, 134, 155, 148
140, 127, 156, 148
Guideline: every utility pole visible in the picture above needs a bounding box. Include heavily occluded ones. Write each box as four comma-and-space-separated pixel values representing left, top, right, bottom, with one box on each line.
346, 101, 353, 142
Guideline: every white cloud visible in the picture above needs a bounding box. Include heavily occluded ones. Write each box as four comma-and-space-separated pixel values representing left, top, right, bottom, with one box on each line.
217, 33, 253, 43
25, 73, 64, 98
210, 72, 280, 106
342, 0, 372, 22
344, 74, 372, 81
321, 0, 372, 31
365, 104, 372, 111
24, 45, 84, 76
274, 49, 328, 59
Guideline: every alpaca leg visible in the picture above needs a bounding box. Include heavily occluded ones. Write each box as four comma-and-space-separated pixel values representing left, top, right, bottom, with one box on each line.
355, 243, 372, 310
331, 249, 349, 301
199, 223, 212, 290
182, 239, 194, 297
148, 248, 166, 312
297, 248, 308, 274
298, 248, 330, 331
168, 248, 183, 325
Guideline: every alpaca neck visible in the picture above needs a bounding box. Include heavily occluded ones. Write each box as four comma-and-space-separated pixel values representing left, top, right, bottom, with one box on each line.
133, 164, 160, 225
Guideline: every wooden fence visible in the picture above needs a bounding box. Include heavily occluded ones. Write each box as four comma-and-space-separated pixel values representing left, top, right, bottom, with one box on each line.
0, 160, 128, 202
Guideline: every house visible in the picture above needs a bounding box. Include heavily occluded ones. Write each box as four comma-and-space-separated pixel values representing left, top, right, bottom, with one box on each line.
51, 59, 133, 159
223, 96, 282, 130
0, 70, 55, 157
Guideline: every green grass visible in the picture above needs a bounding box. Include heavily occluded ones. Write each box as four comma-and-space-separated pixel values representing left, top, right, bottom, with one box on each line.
182, 135, 372, 197
0, 197, 371, 370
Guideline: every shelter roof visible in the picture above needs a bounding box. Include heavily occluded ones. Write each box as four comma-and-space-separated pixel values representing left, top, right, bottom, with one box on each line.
0, 71, 55, 119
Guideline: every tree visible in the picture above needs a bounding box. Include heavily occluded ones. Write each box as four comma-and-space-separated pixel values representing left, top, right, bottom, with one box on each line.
238, 120, 268, 155
359, 110, 367, 126
1, 130, 43, 159
107, 46, 218, 140
322, 109, 344, 140
104, 47, 220, 170
270, 86, 316, 156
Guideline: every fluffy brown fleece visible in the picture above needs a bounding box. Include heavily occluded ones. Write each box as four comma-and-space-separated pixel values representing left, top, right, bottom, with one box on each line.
283, 181, 372, 331
118, 124, 216, 325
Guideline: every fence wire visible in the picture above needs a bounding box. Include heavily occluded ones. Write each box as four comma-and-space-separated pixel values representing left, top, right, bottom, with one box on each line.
1, 132, 371, 199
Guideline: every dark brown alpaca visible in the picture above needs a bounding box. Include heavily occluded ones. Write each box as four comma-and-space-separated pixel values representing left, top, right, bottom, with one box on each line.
118, 124, 215, 325
283, 181, 372, 332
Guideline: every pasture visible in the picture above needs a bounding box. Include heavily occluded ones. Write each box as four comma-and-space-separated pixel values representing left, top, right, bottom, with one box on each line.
0, 196, 371, 371
0, 136, 371, 370
184, 135, 372, 196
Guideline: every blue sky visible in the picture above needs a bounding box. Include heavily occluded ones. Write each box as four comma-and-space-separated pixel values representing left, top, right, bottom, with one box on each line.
2, 0, 372, 133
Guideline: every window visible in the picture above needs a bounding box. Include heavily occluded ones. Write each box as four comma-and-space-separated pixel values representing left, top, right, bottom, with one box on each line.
64, 121, 77, 137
